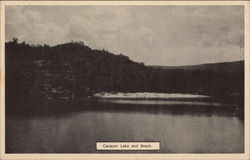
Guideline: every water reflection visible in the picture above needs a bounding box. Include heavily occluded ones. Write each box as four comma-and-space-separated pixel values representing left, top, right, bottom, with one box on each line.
6, 101, 244, 153
97, 99, 223, 106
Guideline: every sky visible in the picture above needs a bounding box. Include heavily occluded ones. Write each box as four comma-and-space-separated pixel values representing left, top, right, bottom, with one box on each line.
5, 5, 244, 66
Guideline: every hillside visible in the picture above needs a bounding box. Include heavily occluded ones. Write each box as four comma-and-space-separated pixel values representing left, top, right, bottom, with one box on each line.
150, 61, 244, 73
5, 39, 244, 105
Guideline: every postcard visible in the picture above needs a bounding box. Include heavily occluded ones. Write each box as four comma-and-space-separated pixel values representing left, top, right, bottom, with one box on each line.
0, 1, 249, 160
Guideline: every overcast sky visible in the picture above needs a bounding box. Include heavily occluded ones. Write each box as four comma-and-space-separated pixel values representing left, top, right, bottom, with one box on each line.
6, 5, 244, 66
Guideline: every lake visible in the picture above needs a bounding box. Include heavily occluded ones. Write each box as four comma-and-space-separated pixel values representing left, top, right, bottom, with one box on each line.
6, 99, 244, 153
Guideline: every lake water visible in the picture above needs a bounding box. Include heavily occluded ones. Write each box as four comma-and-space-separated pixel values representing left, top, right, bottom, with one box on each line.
6, 100, 244, 153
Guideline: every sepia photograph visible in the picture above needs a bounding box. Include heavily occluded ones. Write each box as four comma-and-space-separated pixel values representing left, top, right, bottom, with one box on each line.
0, 1, 249, 160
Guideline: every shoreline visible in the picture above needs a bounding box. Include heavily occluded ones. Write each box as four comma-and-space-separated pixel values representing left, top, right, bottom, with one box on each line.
94, 92, 210, 99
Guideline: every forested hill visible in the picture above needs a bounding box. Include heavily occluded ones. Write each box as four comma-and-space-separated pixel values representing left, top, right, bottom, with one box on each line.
6, 39, 244, 105
150, 61, 244, 73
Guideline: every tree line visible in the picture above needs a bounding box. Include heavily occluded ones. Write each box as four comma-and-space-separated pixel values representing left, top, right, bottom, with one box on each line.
5, 38, 244, 105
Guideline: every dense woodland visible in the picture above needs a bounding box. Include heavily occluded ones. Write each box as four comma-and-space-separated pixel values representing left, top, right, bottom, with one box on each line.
6, 38, 244, 106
